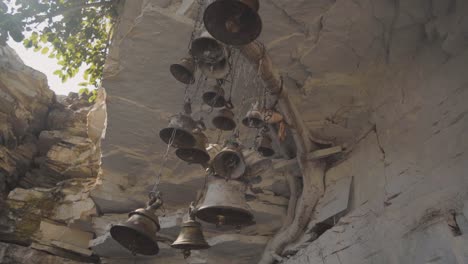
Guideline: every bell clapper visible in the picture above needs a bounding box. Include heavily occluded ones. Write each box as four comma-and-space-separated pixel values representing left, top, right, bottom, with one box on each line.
183, 249, 192, 259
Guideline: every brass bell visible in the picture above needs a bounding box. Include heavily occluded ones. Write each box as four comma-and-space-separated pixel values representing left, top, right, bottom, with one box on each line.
203, 0, 262, 46
196, 178, 254, 226
199, 57, 230, 79
257, 134, 275, 157
212, 108, 236, 131
242, 106, 264, 128
211, 142, 246, 180
171, 203, 210, 258
170, 57, 196, 84
160, 113, 200, 148
190, 31, 226, 64
176, 131, 210, 165
110, 197, 162, 255
202, 84, 226, 108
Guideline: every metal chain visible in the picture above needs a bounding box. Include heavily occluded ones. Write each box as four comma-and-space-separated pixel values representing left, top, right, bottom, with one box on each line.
150, 128, 176, 196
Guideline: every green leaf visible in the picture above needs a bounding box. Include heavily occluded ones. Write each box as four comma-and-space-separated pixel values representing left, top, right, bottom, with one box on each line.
41, 47, 49, 54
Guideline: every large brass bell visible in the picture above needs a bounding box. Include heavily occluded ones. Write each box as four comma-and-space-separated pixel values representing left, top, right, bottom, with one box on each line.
202, 84, 226, 108
257, 134, 275, 157
199, 57, 230, 79
190, 31, 226, 64
171, 203, 210, 258
196, 178, 254, 226
203, 0, 262, 46
212, 107, 236, 131
211, 142, 246, 180
170, 57, 196, 84
175, 131, 210, 165
160, 113, 201, 148
242, 106, 264, 128
110, 197, 162, 255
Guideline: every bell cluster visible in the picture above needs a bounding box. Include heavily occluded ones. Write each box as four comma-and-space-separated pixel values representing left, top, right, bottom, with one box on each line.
110, 0, 286, 259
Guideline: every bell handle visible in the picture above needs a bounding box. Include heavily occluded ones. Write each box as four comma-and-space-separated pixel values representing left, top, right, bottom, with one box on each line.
147, 192, 163, 210
188, 201, 198, 220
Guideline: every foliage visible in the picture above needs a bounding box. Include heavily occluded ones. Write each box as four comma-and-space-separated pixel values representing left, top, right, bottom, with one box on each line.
0, 0, 120, 88
78, 87, 98, 103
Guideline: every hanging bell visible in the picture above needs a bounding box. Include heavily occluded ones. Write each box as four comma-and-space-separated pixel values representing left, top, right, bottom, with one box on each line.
199, 57, 230, 79
202, 84, 226, 108
203, 0, 262, 46
256, 134, 275, 157
110, 197, 162, 255
175, 131, 210, 165
196, 178, 254, 227
170, 57, 196, 84
171, 204, 210, 258
190, 31, 226, 64
211, 142, 246, 180
212, 108, 236, 131
160, 113, 201, 148
242, 108, 264, 128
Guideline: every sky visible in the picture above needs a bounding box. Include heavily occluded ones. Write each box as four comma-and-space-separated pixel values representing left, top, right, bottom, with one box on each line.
7, 39, 85, 95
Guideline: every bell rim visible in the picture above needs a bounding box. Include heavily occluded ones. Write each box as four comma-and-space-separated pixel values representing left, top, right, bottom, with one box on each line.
241, 117, 265, 128
175, 148, 211, 165
203, 0, 263, 46
110, 224, 160, 255
195, 205, 255, 226
170, 242, 211, 250
257, 146, 274, 157
202, 92, 226, 107
170, 63, 195, 84
212, 116, 237, 131
159, 127, 196, 149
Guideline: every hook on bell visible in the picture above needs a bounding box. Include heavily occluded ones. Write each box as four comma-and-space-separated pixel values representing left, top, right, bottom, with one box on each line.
110, 197, 162, 256
203, 0, 262, 46
175, 131, 210, 165
202, 84, 226, 108
196, 178, 254, 227
160, 113, 202, 148
212, 107, 236, 131
170, 57, 196, 84
171, 203, 210, 259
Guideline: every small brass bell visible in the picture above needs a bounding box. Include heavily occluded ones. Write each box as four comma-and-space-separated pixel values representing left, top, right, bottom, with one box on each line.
242, 107, 264, 128
160, 113, 201, 148
203, 0, 262, 46
196, 178, 254, 227
211, 142, 246, 180
171, 203, 210, 258
110, 196, 162, 255
176, 131, 210, 165
212, 108, 236, 131
202, 85, 226, 108
190, 31, 226, 64
199, 57, 230, 79
257, 134, 275, 157
170, 57, 196, 84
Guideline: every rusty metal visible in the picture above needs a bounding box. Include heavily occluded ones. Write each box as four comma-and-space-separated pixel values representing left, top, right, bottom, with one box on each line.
170, 57, 196, 84
211, 142, 246, 180
159, 114, 201, 148
110, 198, 162, 256
203, 0, 262, 46
196, 178, 254, 227
212, 107, 236, 131
257, 134, 274, 157
202, 84, 226, 108
175, 131, 210, 165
